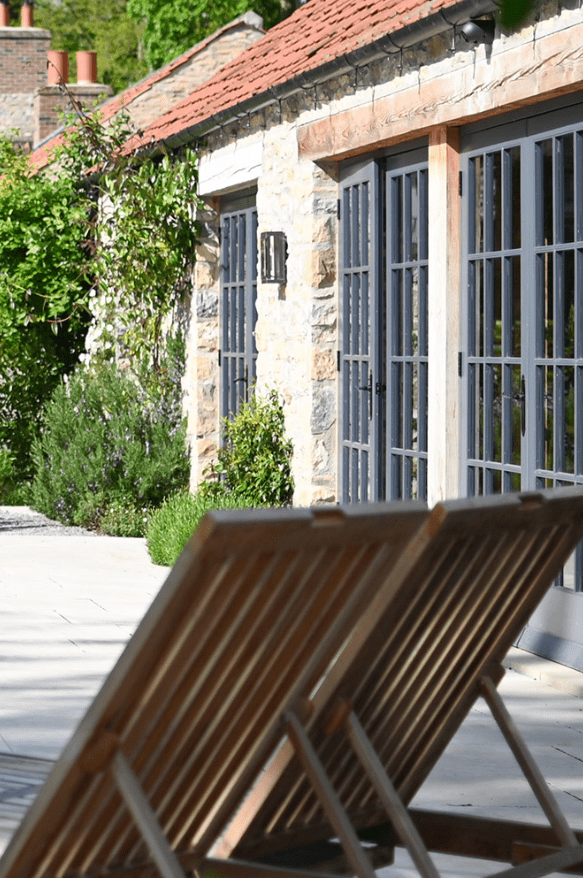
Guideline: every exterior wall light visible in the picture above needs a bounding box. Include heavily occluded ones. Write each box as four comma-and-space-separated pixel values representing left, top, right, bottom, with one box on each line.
461, 19, 495, 44
260, 232, 287, 283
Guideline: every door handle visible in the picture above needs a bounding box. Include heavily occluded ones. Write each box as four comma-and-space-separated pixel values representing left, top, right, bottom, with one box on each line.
520, 375, 526, 437
358, 371, 373, 420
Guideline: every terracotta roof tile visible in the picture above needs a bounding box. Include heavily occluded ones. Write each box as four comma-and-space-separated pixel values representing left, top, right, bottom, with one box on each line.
142, 0, 466, 146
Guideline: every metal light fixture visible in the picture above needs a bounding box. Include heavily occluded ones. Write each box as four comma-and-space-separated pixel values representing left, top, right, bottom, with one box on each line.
461, 18, 495, 45
261, 232, 287, 284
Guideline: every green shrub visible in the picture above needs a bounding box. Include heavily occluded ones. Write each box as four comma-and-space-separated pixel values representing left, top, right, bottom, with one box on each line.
0, 448, 14, 491
207, 389, 294, 506
0, 448, 30, 505
99, 498, 151, 538
146, 490, 257, 566
30, 352, 189, 531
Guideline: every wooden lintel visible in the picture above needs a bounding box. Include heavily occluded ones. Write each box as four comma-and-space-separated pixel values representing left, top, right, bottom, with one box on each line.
297, 23, 583, 161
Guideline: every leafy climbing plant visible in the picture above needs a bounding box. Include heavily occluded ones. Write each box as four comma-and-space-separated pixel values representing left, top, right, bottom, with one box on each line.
0, 98, 200, 480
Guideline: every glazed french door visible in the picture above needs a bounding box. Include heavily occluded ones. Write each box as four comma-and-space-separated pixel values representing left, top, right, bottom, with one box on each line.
461, 101, 583, 669
339, 149, 428, 503
220, 194, 258, 419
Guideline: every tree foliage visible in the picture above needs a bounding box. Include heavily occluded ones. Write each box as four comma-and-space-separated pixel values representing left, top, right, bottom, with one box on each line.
126, 0, 298, 71
0, 102, 199, 483
0, 136, 91, 479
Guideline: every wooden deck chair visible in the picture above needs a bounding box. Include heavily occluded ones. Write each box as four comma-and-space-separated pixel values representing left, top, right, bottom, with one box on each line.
219, 487, 583, 878
2, 489, 583, 878
0, 501, 432, 878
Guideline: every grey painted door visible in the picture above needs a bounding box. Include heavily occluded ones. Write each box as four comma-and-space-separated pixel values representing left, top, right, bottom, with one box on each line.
220, 194, 258, 420
461, 99, 583, 669
339, 149, 428, 503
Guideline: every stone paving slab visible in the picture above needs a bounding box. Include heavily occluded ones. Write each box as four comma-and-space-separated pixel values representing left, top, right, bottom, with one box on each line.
0, 533, 168, 760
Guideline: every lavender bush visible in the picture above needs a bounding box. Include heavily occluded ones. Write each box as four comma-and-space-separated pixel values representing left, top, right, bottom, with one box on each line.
30, 337, 189, 534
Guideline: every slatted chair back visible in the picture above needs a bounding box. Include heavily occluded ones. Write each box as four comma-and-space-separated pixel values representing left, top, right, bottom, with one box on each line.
225, 488, 583, 877
0, 502, 431, 878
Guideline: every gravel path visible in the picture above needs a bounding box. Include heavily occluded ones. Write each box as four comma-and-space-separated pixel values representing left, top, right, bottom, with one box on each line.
0, 506, 97, 536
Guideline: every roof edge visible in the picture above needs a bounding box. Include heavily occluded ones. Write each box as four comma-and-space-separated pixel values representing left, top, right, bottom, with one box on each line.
156, 0, 498, 151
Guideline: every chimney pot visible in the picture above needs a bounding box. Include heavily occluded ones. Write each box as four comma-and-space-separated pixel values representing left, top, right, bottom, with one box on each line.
47, 50, 68, 85
76, 50, 97, 83
0, 3, 10, 26
21, 0, 33, 26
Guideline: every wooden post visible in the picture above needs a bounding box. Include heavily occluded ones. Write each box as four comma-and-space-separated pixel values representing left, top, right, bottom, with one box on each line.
427, 125, 461, 504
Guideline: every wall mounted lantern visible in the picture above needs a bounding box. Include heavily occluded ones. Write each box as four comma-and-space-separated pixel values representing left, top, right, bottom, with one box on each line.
261, 232, 287, 284
461, 18, 495, 44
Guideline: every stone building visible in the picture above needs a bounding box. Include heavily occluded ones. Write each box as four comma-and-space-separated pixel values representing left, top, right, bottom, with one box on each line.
129, 0, 583, 670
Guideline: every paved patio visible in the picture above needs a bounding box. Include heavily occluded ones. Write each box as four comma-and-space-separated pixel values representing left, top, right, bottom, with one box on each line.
0, 531, 168, 759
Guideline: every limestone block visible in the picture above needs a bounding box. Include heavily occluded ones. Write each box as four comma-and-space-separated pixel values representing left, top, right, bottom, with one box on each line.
311, 215, 334, 245
197, 241, 220, 263
196, 357, 212, 380
197, 318, 219, 351
196, 439, 217, 467
312, 298, 337, 327
312, 435, 331, 474
306, 249, 336, 288
196, 287, 219, 318
311, 384, 336, 434
311, 487, 337, 505
312, 349, 336, 380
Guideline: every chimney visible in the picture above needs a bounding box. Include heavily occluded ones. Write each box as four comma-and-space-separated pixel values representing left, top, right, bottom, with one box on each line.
47, 50, 68, 85
0, 2, 9, 26
76, 51, 97, 83
20, 0, 33, 27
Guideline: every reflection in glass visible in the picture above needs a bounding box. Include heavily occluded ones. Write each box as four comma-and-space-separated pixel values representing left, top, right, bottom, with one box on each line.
509, 146, 521, 250
472, 155, 484, 254
492, 363, 502, 463
511, 255, 521, 357
408, 172, 419, 262
562, 249, 575, 359
536, 251, 554, 359
493, 258, 502, 357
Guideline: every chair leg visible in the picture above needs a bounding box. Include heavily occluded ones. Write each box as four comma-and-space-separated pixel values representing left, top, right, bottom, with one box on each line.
344, 711, 441, 878
112, 751, 185, 878
479, 674, 577, 849
284, 711, 377, 878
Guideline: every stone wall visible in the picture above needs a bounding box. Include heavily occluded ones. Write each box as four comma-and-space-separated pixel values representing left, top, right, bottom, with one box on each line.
117, 12, 265, 133
187, 114, 339, 505
185, 198, 221, 489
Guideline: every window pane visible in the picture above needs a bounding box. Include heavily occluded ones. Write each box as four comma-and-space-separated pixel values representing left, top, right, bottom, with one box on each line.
471, 155, 484, 254
538, 138, 554, 246
536, 251, 554, 358
509, 146, 521, 250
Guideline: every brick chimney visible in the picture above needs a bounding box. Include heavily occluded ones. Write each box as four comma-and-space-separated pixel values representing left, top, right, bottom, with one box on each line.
0, 9, 50, 148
